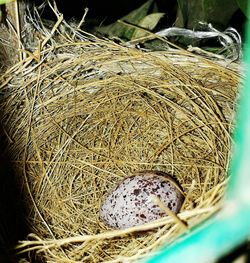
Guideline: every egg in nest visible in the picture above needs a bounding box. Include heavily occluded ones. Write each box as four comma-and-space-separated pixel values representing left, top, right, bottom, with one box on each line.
100, 170, 184, 229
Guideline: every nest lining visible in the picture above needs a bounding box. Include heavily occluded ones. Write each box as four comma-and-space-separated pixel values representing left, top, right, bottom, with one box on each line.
0, 24, 240, 262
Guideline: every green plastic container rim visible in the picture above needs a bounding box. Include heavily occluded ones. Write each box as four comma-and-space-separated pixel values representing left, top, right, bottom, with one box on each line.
147, 7, 250, 263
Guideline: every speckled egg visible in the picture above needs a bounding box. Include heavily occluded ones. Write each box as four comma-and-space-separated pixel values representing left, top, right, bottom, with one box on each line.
100, 170, 184, 229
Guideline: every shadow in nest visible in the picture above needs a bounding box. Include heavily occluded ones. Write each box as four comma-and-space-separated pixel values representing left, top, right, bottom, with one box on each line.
0, 124, 30, 262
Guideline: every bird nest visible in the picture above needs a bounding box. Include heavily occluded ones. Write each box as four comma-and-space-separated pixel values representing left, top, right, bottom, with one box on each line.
0, 18, 240, 263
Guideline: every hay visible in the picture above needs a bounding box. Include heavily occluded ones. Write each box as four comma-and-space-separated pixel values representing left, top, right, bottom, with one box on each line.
0, 15, 240, 263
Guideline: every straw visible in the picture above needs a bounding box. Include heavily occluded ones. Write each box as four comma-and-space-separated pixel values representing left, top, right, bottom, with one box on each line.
146, 4, 250, 263
0, 8, 241, 262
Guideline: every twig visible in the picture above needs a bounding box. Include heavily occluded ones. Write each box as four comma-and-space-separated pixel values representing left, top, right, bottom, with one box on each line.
14, 0, 22, 61
151, 195, 189, 230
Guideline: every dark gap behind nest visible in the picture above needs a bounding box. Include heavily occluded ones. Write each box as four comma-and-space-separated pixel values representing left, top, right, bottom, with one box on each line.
0, 119, 30, 261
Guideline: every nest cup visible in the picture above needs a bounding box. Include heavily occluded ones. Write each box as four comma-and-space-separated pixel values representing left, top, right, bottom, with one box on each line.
0, 24, 240, 262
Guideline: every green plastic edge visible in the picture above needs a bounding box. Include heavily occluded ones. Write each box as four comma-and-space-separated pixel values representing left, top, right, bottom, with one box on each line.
146, 5, 250, 263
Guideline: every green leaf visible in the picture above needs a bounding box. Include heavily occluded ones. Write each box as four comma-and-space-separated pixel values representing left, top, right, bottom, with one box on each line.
236, 0, 249, 18
176, 0, 188, 27
176, 0, 239, 29
131, 13, 165, 40
96, 0, 154, 39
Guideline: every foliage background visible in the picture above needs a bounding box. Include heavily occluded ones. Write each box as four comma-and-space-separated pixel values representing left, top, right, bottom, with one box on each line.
53, 0, 248, 38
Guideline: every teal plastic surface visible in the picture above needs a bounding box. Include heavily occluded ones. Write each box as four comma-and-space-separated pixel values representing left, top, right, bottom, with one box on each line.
147, 6, 250, 263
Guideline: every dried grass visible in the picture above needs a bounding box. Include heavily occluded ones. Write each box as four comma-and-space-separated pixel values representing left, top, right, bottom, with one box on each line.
0, 13, 241, 263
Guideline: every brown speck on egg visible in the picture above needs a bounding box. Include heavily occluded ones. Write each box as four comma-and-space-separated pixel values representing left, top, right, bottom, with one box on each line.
133, 189, 141, 196
100, 170, 184, 229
